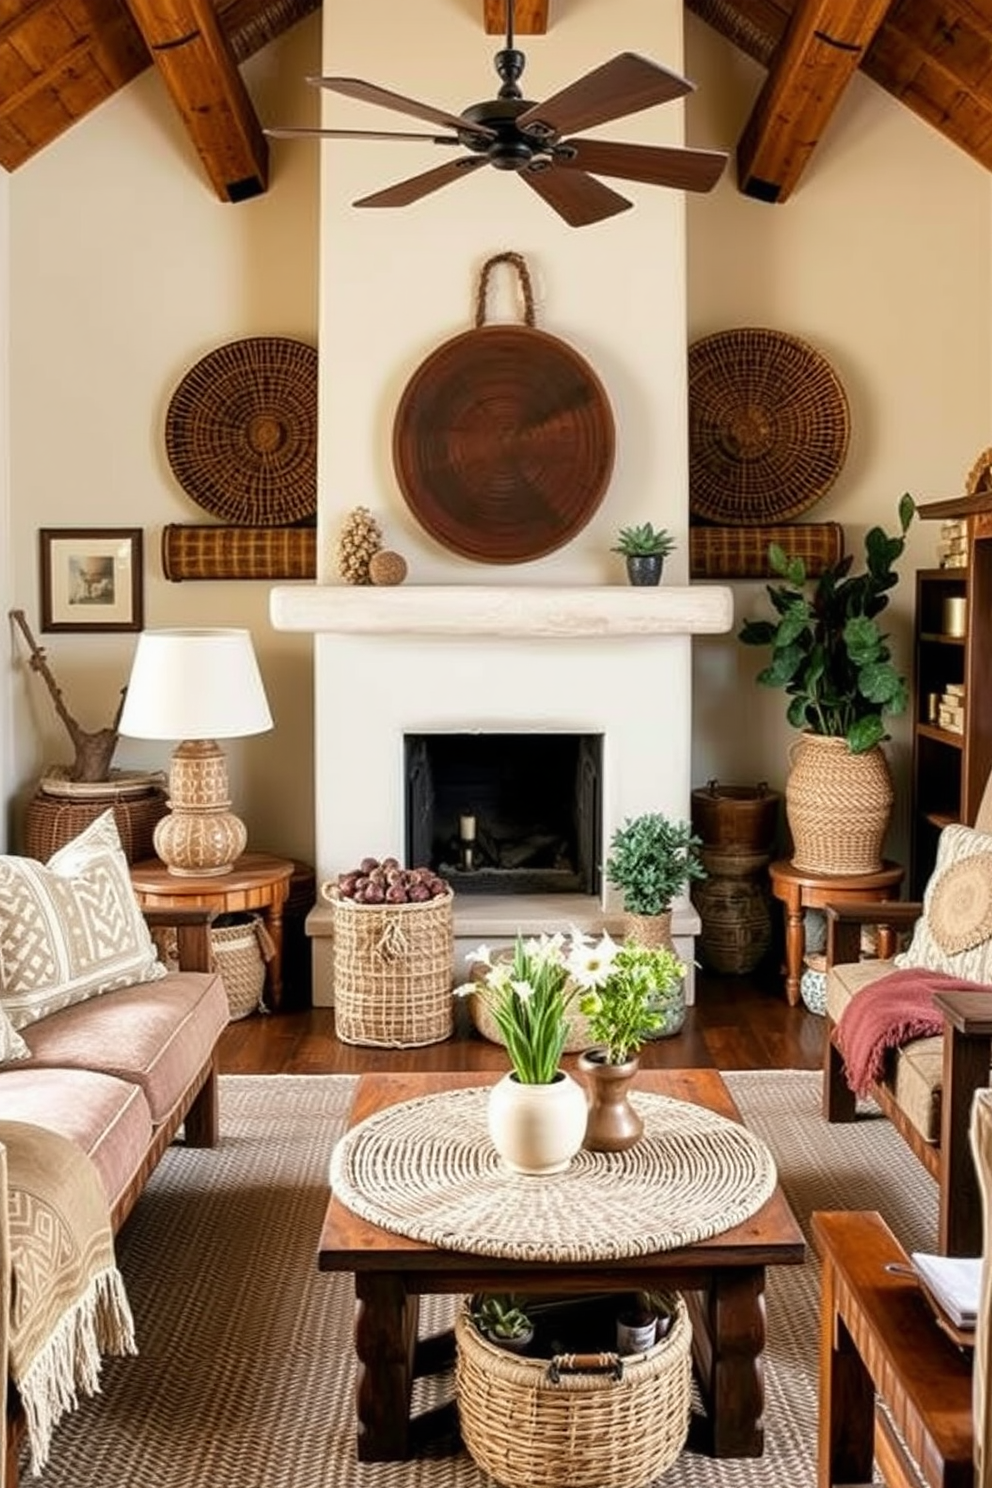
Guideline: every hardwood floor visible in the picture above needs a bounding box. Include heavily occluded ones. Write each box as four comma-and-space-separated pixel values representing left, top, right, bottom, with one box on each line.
218, 964, 827, 1076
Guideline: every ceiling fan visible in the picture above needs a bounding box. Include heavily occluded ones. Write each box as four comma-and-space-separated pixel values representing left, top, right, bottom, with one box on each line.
265, 1, 728, 227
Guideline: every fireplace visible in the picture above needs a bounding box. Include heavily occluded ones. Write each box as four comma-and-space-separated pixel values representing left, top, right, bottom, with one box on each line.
405, 732, 602, 896
270, 583, 734, 1004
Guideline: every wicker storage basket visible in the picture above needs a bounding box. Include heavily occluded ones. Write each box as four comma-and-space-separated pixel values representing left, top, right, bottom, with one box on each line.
467, 952, 593, 1053
162, 524, 316, 582
455, 1295, 692, 1488
23, 787, 168, 864
786, 734, 894, 876
323, 886, 454, 1047
210, 916, 273, 1021
689, 521, 844, 579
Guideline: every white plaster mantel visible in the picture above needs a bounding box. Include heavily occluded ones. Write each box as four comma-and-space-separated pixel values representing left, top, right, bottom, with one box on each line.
269, 584, 734, 638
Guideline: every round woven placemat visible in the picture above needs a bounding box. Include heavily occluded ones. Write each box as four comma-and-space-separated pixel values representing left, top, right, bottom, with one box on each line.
165, 337, 318, 526
688, 327, 850, 525
329, 1086, 777, 1261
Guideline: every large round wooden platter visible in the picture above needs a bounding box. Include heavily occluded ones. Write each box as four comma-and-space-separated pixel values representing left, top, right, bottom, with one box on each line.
392, 324, 615, 564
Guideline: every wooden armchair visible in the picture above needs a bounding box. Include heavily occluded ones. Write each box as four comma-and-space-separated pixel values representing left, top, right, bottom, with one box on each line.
814, 1087, 992, 1488
822, 897, 992, 1257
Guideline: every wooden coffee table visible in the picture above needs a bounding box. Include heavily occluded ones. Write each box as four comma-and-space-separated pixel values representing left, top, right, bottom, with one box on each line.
318, 1068, 805, 1464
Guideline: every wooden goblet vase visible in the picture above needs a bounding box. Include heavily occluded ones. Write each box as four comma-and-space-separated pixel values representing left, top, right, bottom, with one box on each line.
578, 1050, 643, 1153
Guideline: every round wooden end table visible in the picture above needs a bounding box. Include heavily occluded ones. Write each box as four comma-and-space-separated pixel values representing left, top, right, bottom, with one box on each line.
129, 852, 296, 1010
768, 857, 905, 1007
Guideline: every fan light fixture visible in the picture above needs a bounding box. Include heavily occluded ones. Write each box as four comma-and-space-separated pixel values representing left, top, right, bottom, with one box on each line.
265, 0, 727, 226
118, 628, 273, 878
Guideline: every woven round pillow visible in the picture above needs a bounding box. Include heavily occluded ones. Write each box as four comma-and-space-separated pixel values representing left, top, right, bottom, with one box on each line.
928, 854, 992, 955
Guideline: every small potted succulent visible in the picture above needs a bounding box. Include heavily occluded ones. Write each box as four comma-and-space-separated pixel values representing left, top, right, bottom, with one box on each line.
470, 1293, 534, 1353
611, 523, 677, 586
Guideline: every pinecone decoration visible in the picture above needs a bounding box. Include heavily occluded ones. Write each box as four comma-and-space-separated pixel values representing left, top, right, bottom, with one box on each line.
336, 506, 383, 585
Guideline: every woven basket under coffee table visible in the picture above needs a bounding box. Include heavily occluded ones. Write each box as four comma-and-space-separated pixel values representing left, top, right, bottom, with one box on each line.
324, 886, 454, 1047
455, 1296, 692, 1488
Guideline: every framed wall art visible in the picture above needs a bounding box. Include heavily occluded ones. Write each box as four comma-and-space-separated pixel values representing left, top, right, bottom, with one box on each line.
40, 528, 144, 633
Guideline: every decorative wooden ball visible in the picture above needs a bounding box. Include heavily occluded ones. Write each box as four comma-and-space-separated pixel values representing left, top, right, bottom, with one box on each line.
369, 549, 408, 586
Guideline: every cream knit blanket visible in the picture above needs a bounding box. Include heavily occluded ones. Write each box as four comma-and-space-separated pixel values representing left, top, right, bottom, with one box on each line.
0, 1120, 136, 1476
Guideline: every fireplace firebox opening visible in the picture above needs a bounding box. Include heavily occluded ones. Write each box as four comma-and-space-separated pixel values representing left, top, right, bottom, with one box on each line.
405, 733, 603, 896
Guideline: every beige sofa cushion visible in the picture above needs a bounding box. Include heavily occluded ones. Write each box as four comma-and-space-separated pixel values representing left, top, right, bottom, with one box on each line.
827, 958, 943, 1144
0, 811, 165, 1029
895, 823, 992, 983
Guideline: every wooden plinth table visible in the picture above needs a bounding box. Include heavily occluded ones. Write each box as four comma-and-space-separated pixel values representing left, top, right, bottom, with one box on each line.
813, 1209, 973, 1488
319, 1068, 805, 1465
768, 858, 905, 1006
130, 852, 295, 1010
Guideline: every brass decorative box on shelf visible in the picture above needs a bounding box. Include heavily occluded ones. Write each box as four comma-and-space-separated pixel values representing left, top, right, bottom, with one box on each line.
161, 525, 316, 582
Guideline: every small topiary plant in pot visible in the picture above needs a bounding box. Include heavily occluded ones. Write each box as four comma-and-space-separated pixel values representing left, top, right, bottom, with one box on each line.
605, 813, 706, 918
611, 524, 676, 586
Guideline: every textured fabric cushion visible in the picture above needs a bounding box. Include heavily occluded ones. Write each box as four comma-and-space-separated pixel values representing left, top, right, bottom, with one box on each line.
0, 1004, 30, 1064
21, 969, 229, 1124
894, 824, 992, 984
0, 810, 165, 1029
0, 1066, 153, 1209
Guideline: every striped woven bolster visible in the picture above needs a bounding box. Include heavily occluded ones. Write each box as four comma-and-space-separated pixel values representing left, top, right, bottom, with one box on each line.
162, 525, 316, 581
690, 522, 844, 579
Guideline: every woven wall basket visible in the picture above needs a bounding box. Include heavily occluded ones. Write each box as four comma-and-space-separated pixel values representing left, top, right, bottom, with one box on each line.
323, 885, 454, 1047
165, 337, 318, 527
688, 328, 850, 525
455, 1295, 692, 1488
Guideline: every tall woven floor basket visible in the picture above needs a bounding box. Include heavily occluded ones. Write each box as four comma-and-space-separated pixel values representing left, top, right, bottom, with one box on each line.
455, 1296, 692, 1488
323, 886, 454, 1047
786, 733, 893, 876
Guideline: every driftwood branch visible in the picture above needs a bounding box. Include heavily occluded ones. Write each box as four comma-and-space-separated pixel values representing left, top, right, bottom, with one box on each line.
10, 609, 124, 782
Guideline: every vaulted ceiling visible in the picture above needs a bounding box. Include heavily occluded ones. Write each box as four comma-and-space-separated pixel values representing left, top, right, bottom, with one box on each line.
2, 0, 991, 206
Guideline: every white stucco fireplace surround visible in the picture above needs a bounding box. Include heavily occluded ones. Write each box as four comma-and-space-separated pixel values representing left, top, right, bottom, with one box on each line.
271, 582, 733, 1009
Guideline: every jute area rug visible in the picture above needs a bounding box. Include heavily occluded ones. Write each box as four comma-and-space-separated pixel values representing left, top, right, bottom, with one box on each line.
34, 1071, 937, 1488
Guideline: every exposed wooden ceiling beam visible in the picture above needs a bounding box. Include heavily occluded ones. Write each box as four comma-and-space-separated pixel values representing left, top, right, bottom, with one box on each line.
484, 1, 549, 35
121, 0, 268, 202
736, 0, 895, 201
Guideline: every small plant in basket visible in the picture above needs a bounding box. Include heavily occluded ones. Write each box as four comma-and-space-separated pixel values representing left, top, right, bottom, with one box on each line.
470, 1294, 534, 1352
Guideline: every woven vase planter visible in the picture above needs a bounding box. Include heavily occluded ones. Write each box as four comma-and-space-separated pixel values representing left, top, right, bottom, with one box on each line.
323, 885, 454, 1048
786, 734, 894, 876
455, 1294, 692, 1488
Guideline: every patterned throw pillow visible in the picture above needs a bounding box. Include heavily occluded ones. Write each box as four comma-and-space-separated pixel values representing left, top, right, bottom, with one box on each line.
895, 823, 992, 983
0, 1006, 29, 1063
0, 810, 165, 1029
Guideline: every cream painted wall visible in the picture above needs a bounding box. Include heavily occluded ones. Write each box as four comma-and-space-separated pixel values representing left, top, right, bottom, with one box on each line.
317, 0, 690, 588
685, 15, 992, 866
6, 17, 321, 862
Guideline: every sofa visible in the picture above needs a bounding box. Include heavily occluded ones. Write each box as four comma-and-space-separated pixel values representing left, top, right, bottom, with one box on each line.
822, 810, 992, 1258
0, 811, 230, 1485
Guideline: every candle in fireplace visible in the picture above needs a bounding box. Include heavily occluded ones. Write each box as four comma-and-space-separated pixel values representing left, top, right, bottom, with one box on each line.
459, 813, 476, 842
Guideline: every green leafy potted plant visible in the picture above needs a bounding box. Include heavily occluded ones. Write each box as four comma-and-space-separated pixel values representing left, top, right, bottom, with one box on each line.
605, 813, 706, 943
575, 939, 687, 1152
611, 523, 676, 586
738, 493, 915, 875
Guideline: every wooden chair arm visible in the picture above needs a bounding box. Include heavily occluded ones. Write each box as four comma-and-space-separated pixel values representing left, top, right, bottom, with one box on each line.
141, 906, 217, 974
932, 989, 992, 1037
824, 901, 922, 969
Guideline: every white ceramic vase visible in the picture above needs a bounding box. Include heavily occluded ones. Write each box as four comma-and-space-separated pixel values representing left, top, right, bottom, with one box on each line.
487, 1070, 588, 1175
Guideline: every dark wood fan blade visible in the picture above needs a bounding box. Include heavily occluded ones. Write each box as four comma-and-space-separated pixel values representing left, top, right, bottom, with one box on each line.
354, 157, 487, 208
521, 165, 632, 227
306, 76, 496, 139
265, 127, 460, 143
558, 138, 727, 193
516, 53, 693, 139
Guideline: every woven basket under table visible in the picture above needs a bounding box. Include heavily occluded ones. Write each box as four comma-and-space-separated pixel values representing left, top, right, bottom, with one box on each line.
324, 886, 454, 1047
455, 1295, 692, 1488
210, 917, 272, 1021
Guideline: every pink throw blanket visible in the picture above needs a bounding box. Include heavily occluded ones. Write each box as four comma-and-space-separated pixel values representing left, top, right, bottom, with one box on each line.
835, 967, 991, 1098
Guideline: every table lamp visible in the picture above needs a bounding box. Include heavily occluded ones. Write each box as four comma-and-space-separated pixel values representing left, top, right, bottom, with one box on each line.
118, 628, 273, 877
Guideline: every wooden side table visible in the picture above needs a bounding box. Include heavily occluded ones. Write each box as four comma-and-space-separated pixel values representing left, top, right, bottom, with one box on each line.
768, 857, 904, 1006
130, 852, 296, 1011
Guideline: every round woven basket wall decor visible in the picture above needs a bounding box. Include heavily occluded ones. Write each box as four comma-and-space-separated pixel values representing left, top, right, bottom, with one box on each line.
165, 337, 318, 526
688, 328, 851, 526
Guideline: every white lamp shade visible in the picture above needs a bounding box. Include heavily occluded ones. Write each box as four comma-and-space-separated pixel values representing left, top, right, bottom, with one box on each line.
119, 628, 274, 741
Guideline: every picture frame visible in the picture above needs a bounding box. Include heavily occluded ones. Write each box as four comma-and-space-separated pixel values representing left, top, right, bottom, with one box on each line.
39, 528, 144, 633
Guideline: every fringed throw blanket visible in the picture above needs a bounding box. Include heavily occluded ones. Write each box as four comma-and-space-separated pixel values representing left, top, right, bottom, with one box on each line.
0, 1120, 136, 1475
834, 967, 991, 1098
